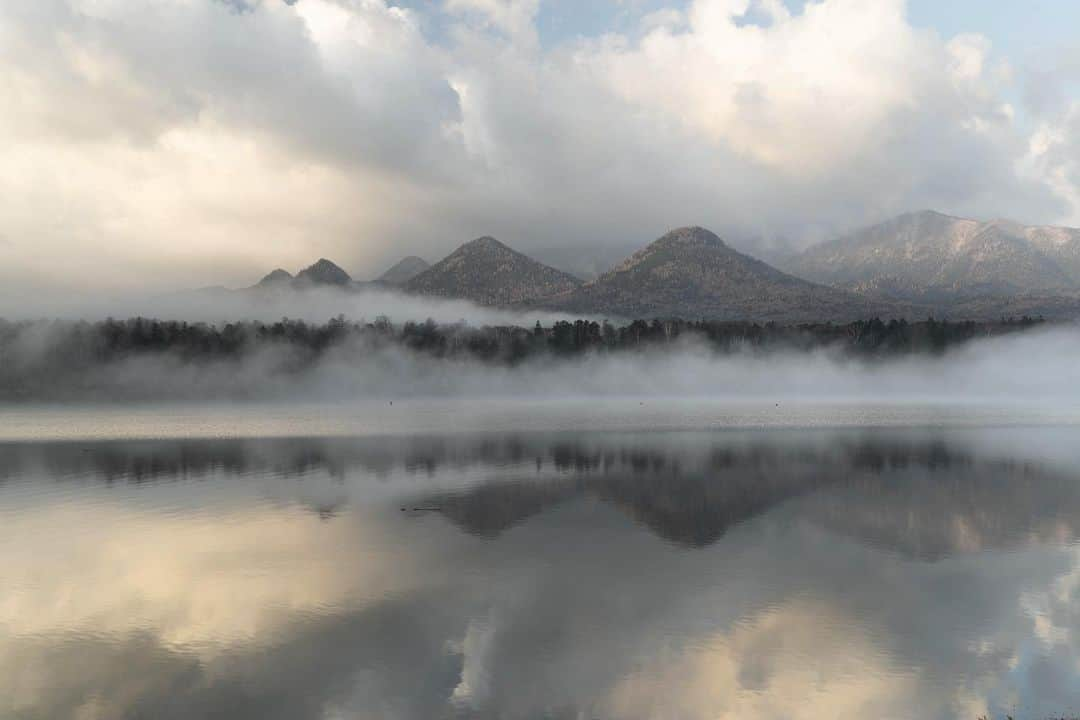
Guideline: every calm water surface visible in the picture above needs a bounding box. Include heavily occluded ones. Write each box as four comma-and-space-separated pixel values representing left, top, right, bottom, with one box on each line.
2, 402, 1080, 719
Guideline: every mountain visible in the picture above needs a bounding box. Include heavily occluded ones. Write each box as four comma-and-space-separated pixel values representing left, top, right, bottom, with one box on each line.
784, 211, 1080, 299
293, 258, 353, 287
403, 236, 582, 306
1010, 222, 1080, 283
255, 268, 294, 288
375, 256, 430, 285
546, 226, 888, 321
246, 259, 358, 293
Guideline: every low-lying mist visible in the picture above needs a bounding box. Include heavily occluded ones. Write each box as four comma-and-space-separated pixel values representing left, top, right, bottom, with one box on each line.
0, 284, 586, 327
2, 316, 1079, 404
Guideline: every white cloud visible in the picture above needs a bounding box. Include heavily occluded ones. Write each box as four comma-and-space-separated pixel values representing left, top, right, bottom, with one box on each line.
445, 0, 541, 43
588, 0, 930, 174
1027, 100, 1080, 225
0, 0, 1076, 298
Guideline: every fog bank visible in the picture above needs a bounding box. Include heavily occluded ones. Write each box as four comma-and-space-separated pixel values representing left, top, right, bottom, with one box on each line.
3, 321, 1080, 404
0, 285, 585, 327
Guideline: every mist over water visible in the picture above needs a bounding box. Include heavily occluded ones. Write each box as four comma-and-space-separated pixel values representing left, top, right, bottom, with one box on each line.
4, 272, 1080, 720
4, 318, 1080, 719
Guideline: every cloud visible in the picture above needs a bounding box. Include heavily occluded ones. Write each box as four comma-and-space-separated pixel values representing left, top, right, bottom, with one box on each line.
1028, 100, 1080, 223
0, 0, 1077, 297
445, 0, 541, 43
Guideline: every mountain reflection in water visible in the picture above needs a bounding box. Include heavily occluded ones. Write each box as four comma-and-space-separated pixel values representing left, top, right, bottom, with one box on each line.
2, 428, 1080, 719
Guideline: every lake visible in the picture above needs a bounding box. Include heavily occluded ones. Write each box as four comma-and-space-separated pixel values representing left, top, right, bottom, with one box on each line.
2, 402, 1080, 719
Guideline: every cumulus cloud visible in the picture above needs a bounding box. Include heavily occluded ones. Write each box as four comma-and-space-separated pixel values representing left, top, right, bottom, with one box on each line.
0, 0, 1077, 296
1028, 100, 1080, 220
445, 0, 541, 43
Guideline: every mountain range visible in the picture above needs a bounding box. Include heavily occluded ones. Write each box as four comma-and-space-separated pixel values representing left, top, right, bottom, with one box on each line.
782, 210, 1080, 301
545, 226, 888, 321
242, 211, 1080, 321
253, 260, 352, 291
251, 255, 430, 293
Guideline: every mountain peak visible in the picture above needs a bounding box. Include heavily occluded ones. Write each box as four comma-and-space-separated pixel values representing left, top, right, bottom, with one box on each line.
459, 236, 510, 252
404, 236, 581, 306
651, 226, 727, 249
295, 258, 352, 286
376, 256, 430, 285
256, 268, 293, 287
610, 226, 732, 274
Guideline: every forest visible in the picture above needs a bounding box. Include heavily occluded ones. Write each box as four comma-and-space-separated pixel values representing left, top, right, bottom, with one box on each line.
1, 314, 1049, 363
0, 315, 1052, 401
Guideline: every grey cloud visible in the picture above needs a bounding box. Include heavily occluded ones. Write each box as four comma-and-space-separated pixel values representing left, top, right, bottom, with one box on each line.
0, 0, 1077, 295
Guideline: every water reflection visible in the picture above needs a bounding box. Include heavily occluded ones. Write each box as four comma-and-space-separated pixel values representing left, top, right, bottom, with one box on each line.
2, 429, 1080, 719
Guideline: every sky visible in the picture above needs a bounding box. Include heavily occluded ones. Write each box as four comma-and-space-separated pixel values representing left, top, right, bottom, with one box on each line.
2, 0, 1080, 293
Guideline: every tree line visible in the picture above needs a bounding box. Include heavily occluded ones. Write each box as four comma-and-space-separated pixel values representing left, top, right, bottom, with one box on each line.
0, 314, 1047, 369
0, 314, 1049, 400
